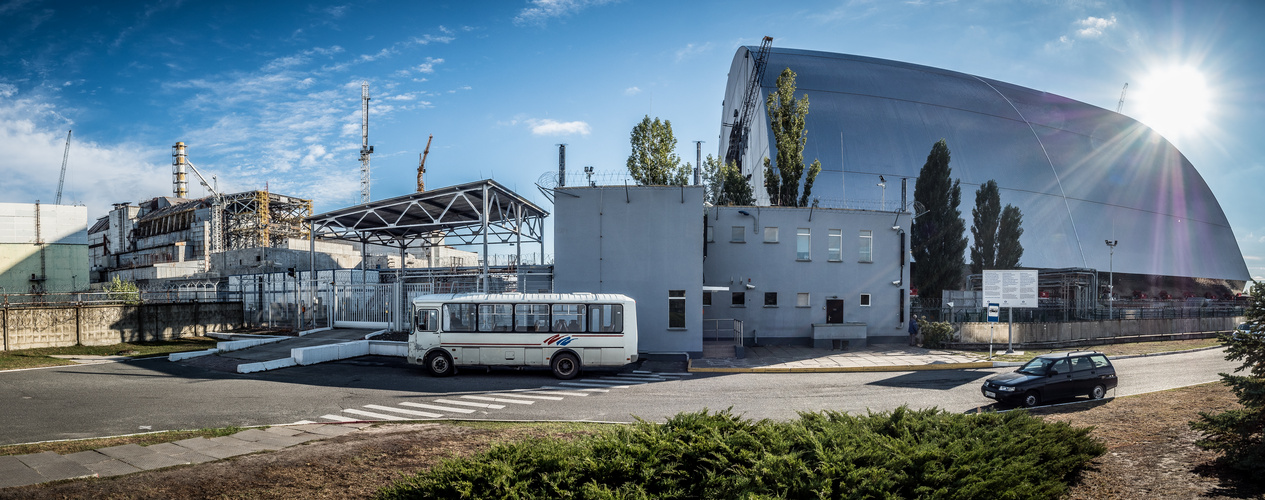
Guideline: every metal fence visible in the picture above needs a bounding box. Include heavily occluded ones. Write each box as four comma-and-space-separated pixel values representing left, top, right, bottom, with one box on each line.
913, 297, 1247, 324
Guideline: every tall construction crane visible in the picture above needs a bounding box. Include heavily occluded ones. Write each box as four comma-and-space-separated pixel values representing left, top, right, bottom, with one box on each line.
417, 134, 433, 192
359, 81, 374, 204
54, 130, 71, 204
724, 36, 773, 173
182, 159, 223, 258
1116, 82, 1128, 113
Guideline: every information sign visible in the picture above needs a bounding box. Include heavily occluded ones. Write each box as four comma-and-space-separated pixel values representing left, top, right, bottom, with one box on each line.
982, 269, 1039, 308
987, 303, 1000, 323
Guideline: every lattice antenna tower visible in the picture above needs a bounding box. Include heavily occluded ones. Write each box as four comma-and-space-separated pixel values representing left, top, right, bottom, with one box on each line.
359, 81, 374, 204
1116, 82, 1128, 113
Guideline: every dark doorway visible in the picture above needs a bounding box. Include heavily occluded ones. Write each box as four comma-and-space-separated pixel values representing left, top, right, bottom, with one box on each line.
826, 299, 844, 324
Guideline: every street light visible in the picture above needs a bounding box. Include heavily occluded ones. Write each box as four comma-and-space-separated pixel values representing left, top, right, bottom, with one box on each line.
877, 175, 887, 209
1105, 239, 1118, 320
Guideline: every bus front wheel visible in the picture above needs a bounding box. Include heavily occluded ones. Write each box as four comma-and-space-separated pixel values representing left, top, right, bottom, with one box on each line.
551, 352, 580, 380
425, 351, 455, 377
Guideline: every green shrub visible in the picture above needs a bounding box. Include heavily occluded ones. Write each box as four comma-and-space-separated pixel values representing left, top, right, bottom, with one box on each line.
919, 318, 956, 348
378, 408, 1104, 499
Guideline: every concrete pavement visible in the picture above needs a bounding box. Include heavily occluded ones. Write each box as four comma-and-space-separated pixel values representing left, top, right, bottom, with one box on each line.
689, 344, 999, 373
0, 422, 368, 490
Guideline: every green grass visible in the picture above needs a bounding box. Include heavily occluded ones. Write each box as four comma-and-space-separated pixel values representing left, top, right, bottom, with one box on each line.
0, 336, 219, 370
0, 425, 245, 457
379, 408, 1106, 500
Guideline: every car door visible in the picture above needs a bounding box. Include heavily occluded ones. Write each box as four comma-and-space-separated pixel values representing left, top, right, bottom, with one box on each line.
1067, 356, 1096, 397
1045, 358, 1074, 399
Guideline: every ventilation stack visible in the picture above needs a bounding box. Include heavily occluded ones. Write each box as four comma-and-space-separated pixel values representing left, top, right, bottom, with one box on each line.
557, 144, 567, 187
172, 142, 189, 198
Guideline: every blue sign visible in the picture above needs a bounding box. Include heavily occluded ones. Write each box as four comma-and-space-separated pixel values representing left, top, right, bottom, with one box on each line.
987, 303, 1000, 323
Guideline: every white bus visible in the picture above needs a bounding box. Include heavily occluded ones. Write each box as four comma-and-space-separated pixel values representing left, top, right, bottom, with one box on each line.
407, 292, 638, 379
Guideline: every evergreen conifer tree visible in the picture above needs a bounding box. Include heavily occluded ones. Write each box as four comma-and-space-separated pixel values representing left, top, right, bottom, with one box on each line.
1191, 281, 1265, 473
996, 205, 1024, 268
970, 180, 1001, 275
911, 139, 968, 301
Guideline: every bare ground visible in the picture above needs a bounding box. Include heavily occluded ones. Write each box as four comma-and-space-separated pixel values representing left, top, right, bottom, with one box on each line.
3, 384, 1261, 499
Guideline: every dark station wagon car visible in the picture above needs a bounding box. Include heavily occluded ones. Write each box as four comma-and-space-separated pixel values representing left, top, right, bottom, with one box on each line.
981, 351, 1118, 407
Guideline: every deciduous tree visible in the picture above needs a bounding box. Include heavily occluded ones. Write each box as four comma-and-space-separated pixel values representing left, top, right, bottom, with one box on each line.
762, 68, 821, 207
970, 180, 1001, 275
627, 116, 689, 186
719, 160, 755, 206
996, 205, 1024, 268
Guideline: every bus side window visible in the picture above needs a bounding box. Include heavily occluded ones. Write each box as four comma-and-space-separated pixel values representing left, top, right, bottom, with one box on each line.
416, 309, 438, 332
588, 304, 623, 332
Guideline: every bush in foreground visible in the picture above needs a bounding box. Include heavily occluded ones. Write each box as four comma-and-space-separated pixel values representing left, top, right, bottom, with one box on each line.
378, 407, 1104, 499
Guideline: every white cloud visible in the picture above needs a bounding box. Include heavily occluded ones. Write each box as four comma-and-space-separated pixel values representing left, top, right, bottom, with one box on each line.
514, 0, 617, 26
674, 42, 713, 62
299, 144, 329, 167
1076, 15, 1117, 38
624, 86, 641, 96
0, 83, 16, 98
414, 57, 444, 74
526, 118, 591, 136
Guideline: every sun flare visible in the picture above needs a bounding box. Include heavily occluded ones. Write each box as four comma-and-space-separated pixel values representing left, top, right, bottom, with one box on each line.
1130, 65, 1212, 141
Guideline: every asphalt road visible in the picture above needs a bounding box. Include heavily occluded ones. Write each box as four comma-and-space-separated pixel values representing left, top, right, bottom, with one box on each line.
0, 347, 1238, 446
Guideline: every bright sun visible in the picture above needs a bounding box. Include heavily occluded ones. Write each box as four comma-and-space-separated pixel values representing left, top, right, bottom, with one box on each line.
1130, 65, 1212, 141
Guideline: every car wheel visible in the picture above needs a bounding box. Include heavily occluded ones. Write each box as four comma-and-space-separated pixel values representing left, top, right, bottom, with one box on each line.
424, 351, 454, 377
1022, 391, 1041, 408
1090, 384, 1106, 400
551, 352, 580, 380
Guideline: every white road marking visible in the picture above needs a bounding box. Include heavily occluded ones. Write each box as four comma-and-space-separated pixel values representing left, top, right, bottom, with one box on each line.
515, 388, 591, 397
486, 393, 564, 401
540, 385, 609, 392
365, 404, 443, 418
435, 398, 506, 409
320, 414, 357, 422
556, 382, 618, 390
570, 379, 633, 387
400, 402, 477, 414
343, 408, 408, 421
461, 395, 535, 405
602, 375, 661, 382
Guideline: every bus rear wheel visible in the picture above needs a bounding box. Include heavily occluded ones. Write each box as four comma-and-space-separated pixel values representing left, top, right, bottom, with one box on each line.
551, 352, 580, 380
425, 351, 455, 377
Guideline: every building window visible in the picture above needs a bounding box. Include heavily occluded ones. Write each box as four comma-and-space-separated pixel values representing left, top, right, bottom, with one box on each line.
796, 293, 810, 308
828, 229, 842, 262
859, 230, 873, 263
702, 292, 712, 306
764, 292, 777, 307
732, 291, 745, 307
763, 227, 779, 243
668, 290, 686, 328
731, 226, 745, 243
706, 226, 714, 243
796, 228, 810, 260
860, 293, 871, 307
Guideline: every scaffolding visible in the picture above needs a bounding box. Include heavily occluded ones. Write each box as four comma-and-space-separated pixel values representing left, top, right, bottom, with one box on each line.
221, 191, 312, 250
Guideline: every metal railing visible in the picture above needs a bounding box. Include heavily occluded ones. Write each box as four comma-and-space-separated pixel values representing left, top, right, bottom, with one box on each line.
703, 318, 744, 345
913, 297, 1247, 323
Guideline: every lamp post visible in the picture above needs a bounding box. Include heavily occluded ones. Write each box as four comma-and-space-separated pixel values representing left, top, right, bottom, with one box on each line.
1105, 239, 1118, 320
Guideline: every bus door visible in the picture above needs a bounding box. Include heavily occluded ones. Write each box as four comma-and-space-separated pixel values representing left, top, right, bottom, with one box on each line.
413, 306, 440, 350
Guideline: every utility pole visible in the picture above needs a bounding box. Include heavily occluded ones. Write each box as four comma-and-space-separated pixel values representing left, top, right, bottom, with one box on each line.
359, 81, 374, 204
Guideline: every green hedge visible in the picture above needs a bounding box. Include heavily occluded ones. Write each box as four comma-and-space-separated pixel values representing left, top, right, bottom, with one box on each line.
378, 408, 1104, 499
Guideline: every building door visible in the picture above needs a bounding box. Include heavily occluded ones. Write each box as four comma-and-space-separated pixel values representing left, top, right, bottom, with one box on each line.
826, 299, 844, 324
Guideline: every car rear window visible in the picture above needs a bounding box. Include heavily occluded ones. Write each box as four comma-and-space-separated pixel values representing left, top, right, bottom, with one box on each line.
1088, 354, 1111, 369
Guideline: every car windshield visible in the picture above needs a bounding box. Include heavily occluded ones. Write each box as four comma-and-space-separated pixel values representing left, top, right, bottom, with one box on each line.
1018, 357, 1056, 375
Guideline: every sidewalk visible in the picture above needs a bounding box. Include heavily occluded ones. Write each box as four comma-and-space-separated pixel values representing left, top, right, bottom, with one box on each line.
688, 344, 998, 373
0, 423, 370, 489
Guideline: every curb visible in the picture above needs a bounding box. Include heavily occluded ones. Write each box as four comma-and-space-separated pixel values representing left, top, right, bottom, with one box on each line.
1107, 344, 1224, 360
687, 360, 997, 373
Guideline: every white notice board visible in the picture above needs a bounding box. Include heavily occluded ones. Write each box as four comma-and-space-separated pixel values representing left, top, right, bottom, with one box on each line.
982, 269, 1039, 308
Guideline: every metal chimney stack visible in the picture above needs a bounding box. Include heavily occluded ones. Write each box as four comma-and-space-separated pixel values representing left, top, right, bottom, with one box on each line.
172, 142, 188, 198
694, 141, 703, 186
557, 144, 567, 187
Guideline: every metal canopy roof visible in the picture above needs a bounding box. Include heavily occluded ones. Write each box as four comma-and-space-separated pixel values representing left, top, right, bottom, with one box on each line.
306, 179, 548, 249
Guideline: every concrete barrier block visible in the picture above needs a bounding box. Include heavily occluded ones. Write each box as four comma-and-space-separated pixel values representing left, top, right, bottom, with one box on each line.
168, 348, 219, 361
337, 341, 369, 359
369, 341, 407, 357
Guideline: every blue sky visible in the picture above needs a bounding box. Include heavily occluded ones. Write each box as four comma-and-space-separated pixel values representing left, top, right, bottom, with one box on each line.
1, 0, 1261, 278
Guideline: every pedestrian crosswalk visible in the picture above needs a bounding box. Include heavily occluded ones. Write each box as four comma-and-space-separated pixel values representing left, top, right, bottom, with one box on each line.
298, 371, 689, 424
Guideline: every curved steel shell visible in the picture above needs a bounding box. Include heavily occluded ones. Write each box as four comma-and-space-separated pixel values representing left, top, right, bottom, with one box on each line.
720, 47, 1248, 282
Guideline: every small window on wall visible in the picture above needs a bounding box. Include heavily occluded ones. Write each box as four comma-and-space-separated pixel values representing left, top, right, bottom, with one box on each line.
796, 228, 811, 260
764, 292, 777, 307
668, 290, 686, 328
732, 291, 745, 307
796, 293, 810, 308
859, 230, 873, 263
860, 293, 871, 307
731, 226, 745, 243
703, 292, 712, 306
764, 227, 779, 243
